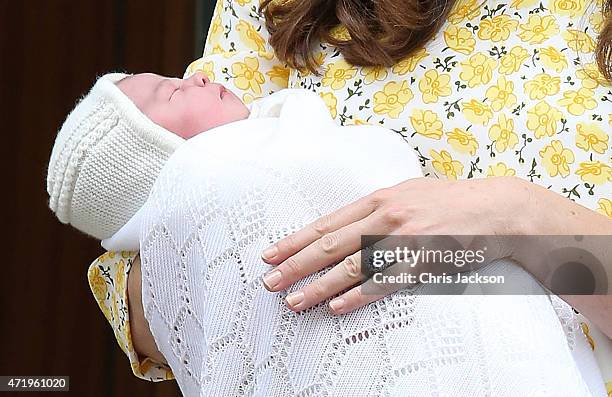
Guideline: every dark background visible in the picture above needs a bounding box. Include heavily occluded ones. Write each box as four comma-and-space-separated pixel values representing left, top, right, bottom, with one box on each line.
0, 1, 213, 395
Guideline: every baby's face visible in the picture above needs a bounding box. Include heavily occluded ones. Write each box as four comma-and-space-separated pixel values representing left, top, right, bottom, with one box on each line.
117, 72, 250, 139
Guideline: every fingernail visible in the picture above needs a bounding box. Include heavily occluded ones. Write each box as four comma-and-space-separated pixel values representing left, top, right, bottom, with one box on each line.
262, 245, 278, 260
285, 290, 304, 308
329, 297, 345, 313
262, 269, 281, 290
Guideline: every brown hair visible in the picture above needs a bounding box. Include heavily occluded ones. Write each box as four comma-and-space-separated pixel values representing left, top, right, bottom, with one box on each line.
260, 0, 612, 81
597, 0, 612, 80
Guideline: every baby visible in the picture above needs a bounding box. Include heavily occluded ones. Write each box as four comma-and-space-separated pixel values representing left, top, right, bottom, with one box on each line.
46, 71, 425, 387
46, 70, 270, 368
47, 71, 250, 242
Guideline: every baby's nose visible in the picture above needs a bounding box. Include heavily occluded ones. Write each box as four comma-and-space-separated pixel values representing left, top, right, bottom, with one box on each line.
188, 72, 210, 87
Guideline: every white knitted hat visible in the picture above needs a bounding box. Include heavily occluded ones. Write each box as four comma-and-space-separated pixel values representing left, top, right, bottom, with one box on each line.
47, 72, 185, 240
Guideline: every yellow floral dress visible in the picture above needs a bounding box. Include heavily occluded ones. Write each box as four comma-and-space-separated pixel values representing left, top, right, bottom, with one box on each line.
88, 0, 612, 391
88, 251, 174, 381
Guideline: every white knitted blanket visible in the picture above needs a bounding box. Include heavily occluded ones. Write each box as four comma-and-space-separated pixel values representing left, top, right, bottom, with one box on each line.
130, 90, 598, 396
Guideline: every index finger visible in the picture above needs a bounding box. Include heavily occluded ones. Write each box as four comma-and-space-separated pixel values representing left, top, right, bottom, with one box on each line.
260, 190, 383, 264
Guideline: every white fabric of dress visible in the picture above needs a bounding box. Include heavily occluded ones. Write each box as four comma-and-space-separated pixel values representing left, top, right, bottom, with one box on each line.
113, 90, 602, 396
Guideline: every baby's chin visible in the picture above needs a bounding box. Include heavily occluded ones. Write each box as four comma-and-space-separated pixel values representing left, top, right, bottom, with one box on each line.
238, 103, 251, 119
177, 110, 250, 139
223, 87, 250, 116
225, 95, 251, 121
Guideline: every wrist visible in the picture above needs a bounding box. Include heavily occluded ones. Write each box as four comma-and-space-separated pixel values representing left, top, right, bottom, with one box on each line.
506, 176, 612, 235
491, 176, 540, 235
513, 176, 544, 235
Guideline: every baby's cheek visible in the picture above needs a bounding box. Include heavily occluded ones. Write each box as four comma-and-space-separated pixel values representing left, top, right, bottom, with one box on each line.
182, 106, 224, 138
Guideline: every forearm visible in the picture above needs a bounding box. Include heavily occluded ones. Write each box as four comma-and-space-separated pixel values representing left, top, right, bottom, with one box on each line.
512, 234, 612, 337
127, 255, 167, 364
522, 178, 612, 236
512, 178, 612, 337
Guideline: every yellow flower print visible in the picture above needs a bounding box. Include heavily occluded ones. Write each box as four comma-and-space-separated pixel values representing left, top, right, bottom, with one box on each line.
257, 51, 276, 61
98, 251, 116, 263
419, 69, 452, 104
115, 260, 126, 294
89, 266, 108, 302
194, 61, 216, 82
539, 46, 568, 72
485, 77, 517, 111
590, 9, 604, 33
562, 29, 596, 53
576, 62, 606, 89
361, 66, 389, 85
184, 58, 204, 78
448, 0, 480, 24
111, 291, 120, 325
232, 57, 265, 94
524, 73, 561, 100
499, 46, 530, 75
430, 149, 464, 180
489, 114, 519, 152
211, 44, 225, 55
410, 109, 444, 139
139, 359, 157, 375
236, 0, 251, 5
99, 301, 112, 323
266, 65, 290, 88
461, 99, 494, 125
575, 161, 612, 184
557, 88, 597, 115
526, 100, 563, 138
539, 140, 575, 177
207, 11, 223, 48
576, 123, 609, 154
120, 251, 134, 259
348, 118, 371, 126
460, 52, 498, 87
236, 20, 266, 52
580, 322, 596, 350
319, 92, 338, 118
443, 24, 476, 55
549, 0, 586, 18
596, 198, 612, 218
373, 80, 413, 118
330, 24, 351, 41
510, 0, 540, 8
487, 162, 517, 177
477, 15, 519, 42
321, 59, 357, 90
299, 52, 327, 76
518, 15, 559, 44
130, 359, 140, 376
242, 93, 256, 105
446, 128, 479, 155
392, 48, 428, 75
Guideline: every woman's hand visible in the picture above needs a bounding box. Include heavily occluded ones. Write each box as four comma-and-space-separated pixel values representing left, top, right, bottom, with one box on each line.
260, 175, 612, 317
260, 176, 540, 314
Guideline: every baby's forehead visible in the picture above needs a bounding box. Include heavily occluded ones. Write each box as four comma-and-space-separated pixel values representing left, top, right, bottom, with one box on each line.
117, 73, 162, 90
116, 73, 167, 105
